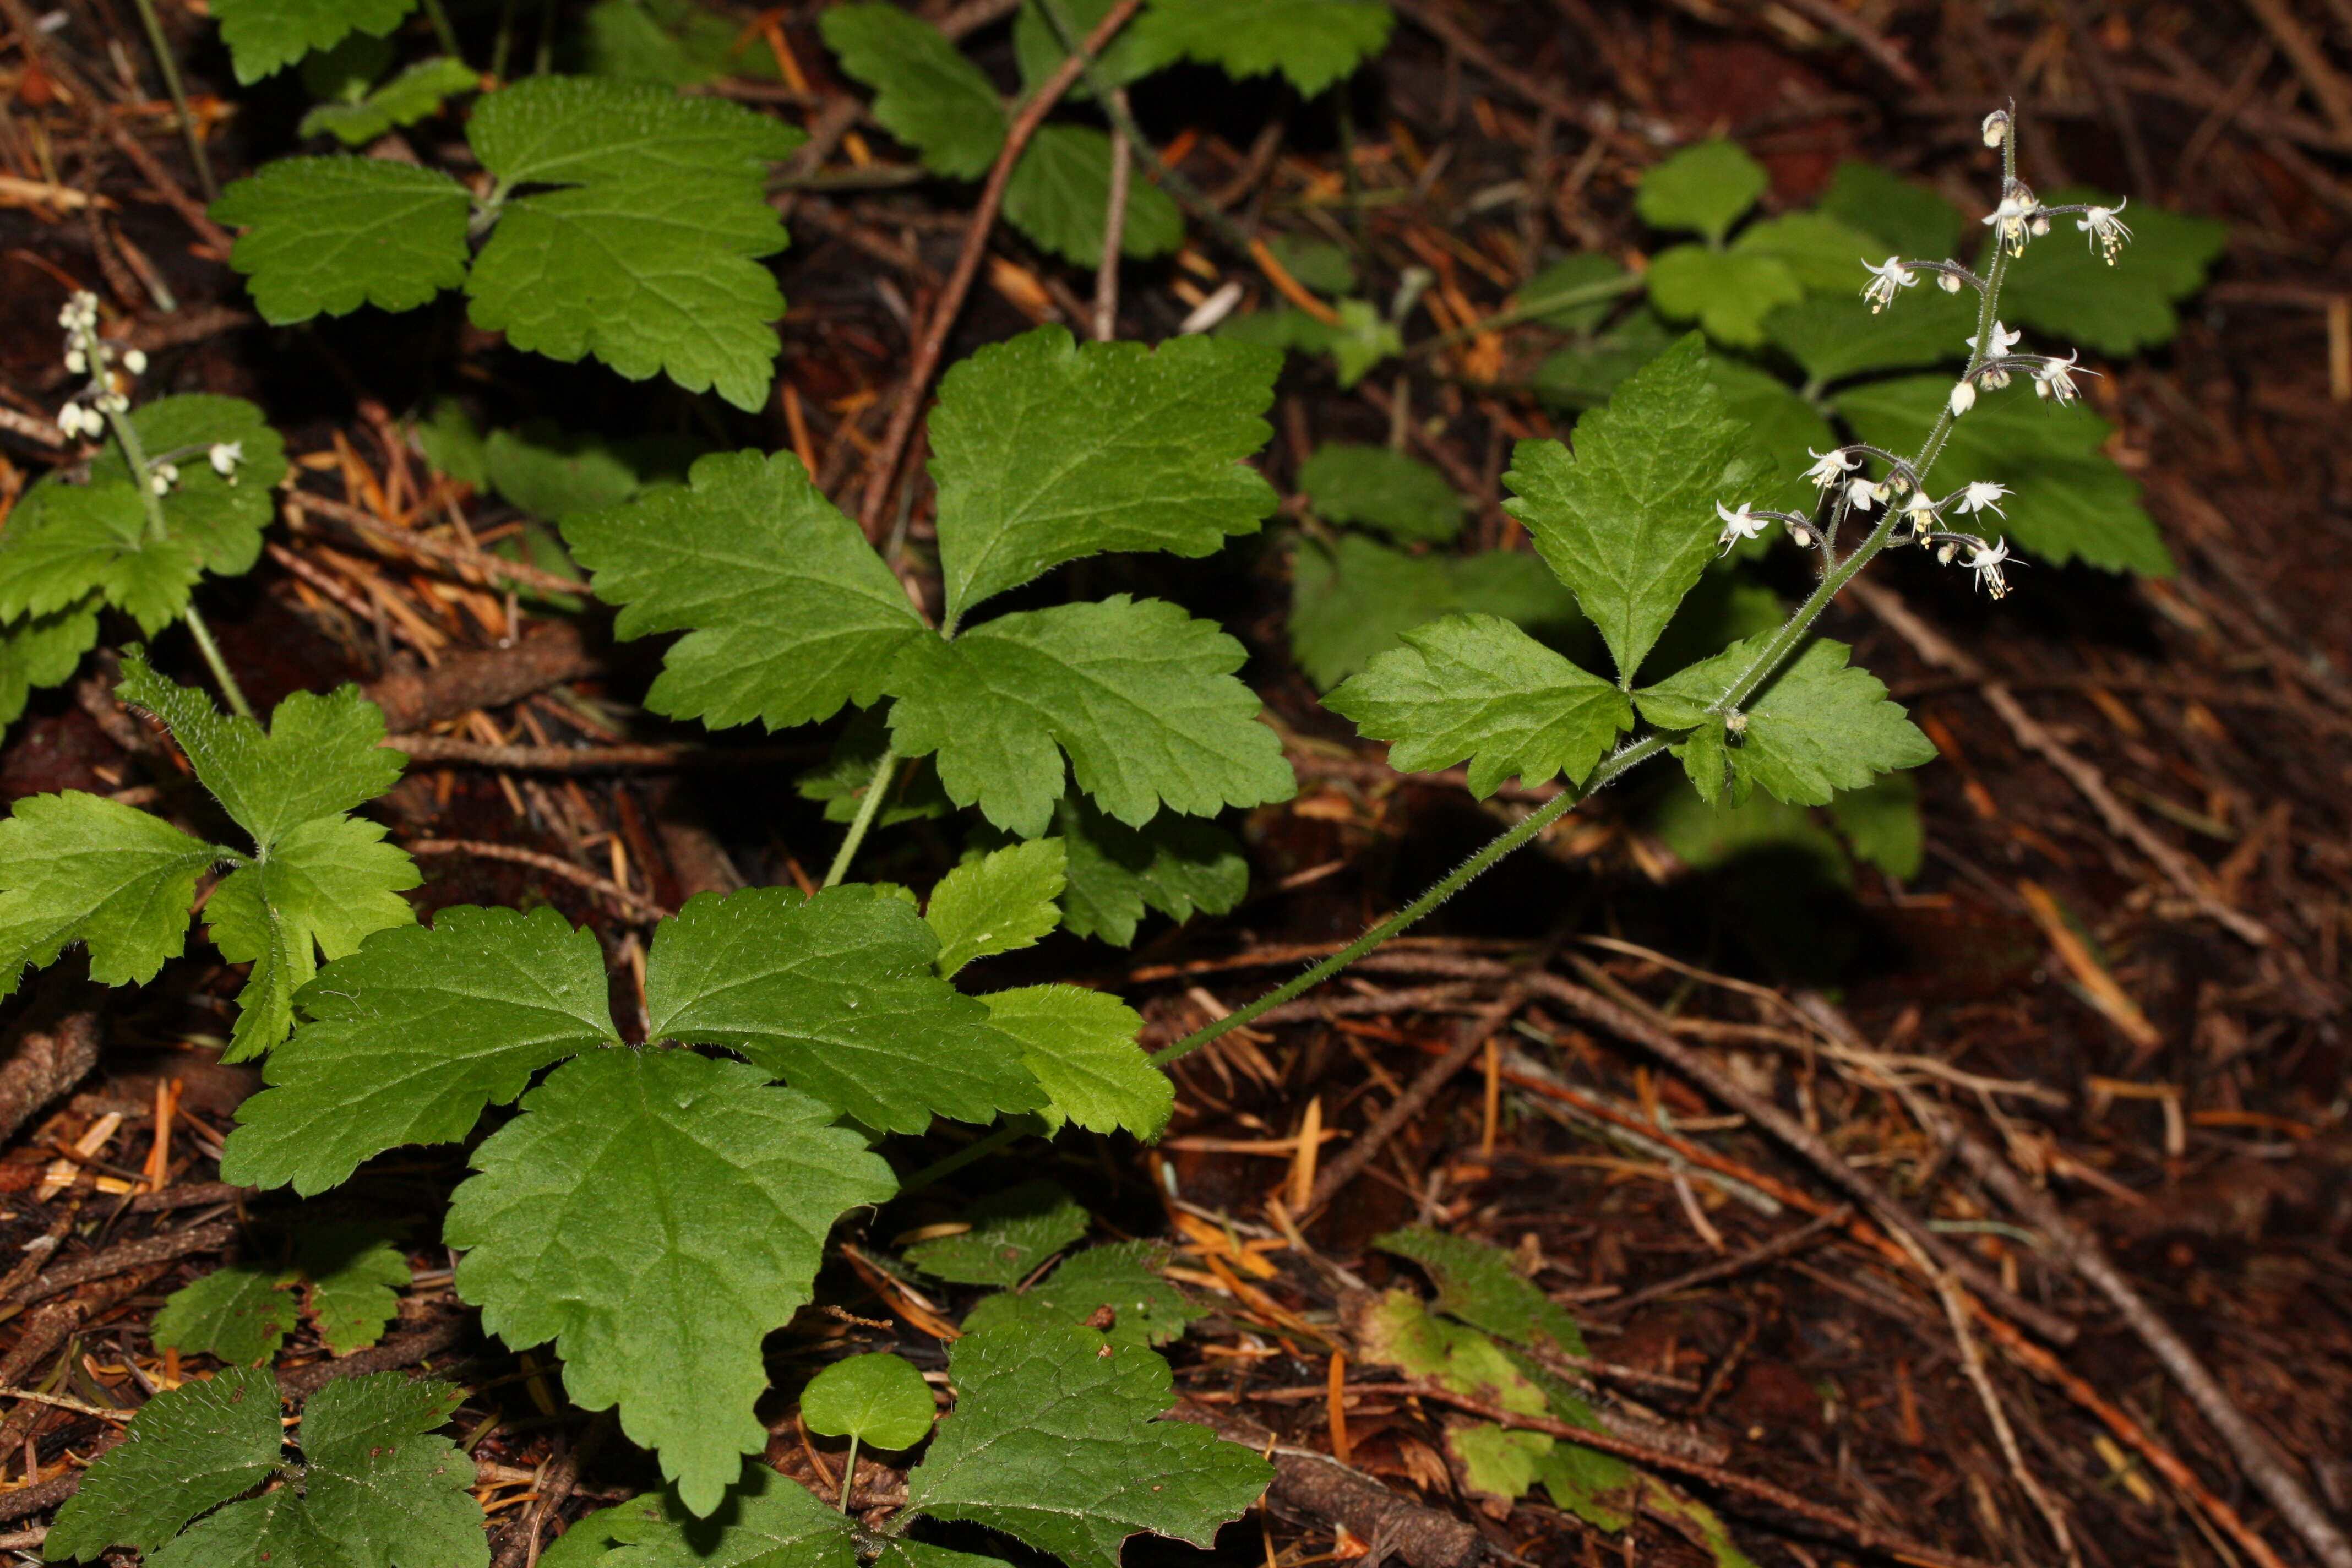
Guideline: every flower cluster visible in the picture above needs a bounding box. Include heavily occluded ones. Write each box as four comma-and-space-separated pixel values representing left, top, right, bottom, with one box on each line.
53, 290, 137, 442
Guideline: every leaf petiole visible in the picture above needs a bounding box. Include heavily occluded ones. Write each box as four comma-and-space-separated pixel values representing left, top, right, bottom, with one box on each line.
823, 744, 899, 888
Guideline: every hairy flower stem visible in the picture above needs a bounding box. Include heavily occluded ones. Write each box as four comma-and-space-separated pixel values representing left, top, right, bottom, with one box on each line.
102, 401, 257, 722
824, 746, 899, 888
1151, 732, 1669, 1067
128, 0, 215, 204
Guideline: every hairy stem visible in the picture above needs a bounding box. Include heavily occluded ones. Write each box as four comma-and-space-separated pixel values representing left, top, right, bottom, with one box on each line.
100, 398, 257, 722
180, 605, 256, 723
836, 1434, 860, 1513
823, 747, 898, 888
897, 1115, 1041, 1195
1151, 732, 1669, 1067
128, 0, 215, 202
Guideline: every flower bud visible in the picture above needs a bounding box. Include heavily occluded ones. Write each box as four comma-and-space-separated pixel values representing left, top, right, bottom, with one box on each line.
1948, 379, 1977, 416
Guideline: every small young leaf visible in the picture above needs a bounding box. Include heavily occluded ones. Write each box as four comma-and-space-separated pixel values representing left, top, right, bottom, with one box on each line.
566, 450, 927, 731
43, 1366, 283, 1560
299, 56, 479, 145
0, 482, 200, 637
799, 711, 952, 826
447, 1048, 897, 1517
981, 984, 1170, 1137
1326, 298, 1402, 387
927, 839, 1068, 978
1126, 0, 1393, 95
1003, 124, 1185, 266
1727, 212, 1888, 293
930, 328, 1279, 623
1052, 796, 1246, 947
0, 792, 217, 998
1634, 139, 1766, 244
1374, 1227, 1588, 1354
575, 1462, 859, 1567
1014, 0, 1155, 95
1327, 613, 1630, 797
209, 0, 415, 84
150, 1265, 298, 1366
221, 905, 617, 1195
298, 1225, 412, 1354
0, 602, 100, 731
1644, 246, 1801, 347
1298, 444, 1462, 544
1289, 533, 1585, 691
960, 1241, 1205, 1349
1636, 636, 1936, 807
2001, 189, 2224, 355
644, 886, 1043, 1133
1815, 160, 1963, 261
905, 1326, 1273, 1568
211, 159, 473, 322
820, 2, 1006, 179
86, 395, 289, 577
1827, 772, 1923, 879
905, 1180, 1089, 1287
885, 596, 1294, 839
1504, 335, 1757, 682
802, 1353, 937, 1450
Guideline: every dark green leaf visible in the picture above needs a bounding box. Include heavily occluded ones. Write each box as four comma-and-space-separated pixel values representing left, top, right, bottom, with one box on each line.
1004, 124, 1185, 266
820, 3, 1005, 179
1288, 533, 1585, 690
959, 1241, 1204, 1350
1126, 0, 1393, 95
1298, 444, 1462, 543
1815, 161, 1962, 261
43, 1366, 282, 1559
1375, 1227, 1589, 1354
209, 0, 413, 83
1051, 795, 1246, 947
211, 158, 472, 322
906, 1181, 1090, 1288
2001, 188, 2224, 355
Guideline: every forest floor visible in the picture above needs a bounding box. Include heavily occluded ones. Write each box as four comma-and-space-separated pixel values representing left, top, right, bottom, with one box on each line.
3, 1, 2352, 1565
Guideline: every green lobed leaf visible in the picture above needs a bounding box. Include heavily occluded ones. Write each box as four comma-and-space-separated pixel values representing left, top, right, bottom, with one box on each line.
1832, 374, 2175, 574
2001, 188, 2224, 356
1702, 357, 1838, 520
1014, 0, 1156, 95
1051, 795, 1246, 946
1374, 1227, 1588, 1354
1636, 636, 1935, 807
298, 1224, 413, 1354
1727, 212, 1888, 293
1644, 245, 1802, 347
447, 1048, 898, 1517
801, 1353, 936, 1450
470, 73, 800, 186
43, 1366, 283, 1560
1815, 160, 1963, 261
220, 905, 617, 1195
907, 1180, 1091, 1288
1298, 444, 1462, 544
981, 984, 1170, 1137
644, 886, 1043, 1133
960, 1240, 1204, 1350
1126, 0, 1393, 95
1634, 139, 1765, 244
1288, 533, 1585, 691
0, 791, 217, 999
1504, 335, 1757, 682
1003, 124, 1185, 266
1356, 1289, 1547, 1415
927, 839, 1067, 978
1763, 283, 1978, 385
581, 0, 785, 88
209, 0, 414, 84
886, 595, 1294, 839
1327, 613, 1630, 798
150, 1265, 298, 1366
930, 328, 1280, 623
0, 482, 201, 638
906, 1326, 1273, 1568
300, 56, 479, 145
566, 450, 926, 731
820, 3, 1005, 179
0, 602, 100, 731
798, 710, 951, 827
211, 158, 472, 323
584, 1463, 859, 1568
1827, 772, 1923, 880
484, 421, 697, 521
85, 395, 290, 578
1531, 306, 1675, 409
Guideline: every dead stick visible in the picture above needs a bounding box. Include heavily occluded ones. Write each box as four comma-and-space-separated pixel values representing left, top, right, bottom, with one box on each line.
852, 0, 1147, 542
406, 839, 671, 922
1590, 1205, 1853, 1318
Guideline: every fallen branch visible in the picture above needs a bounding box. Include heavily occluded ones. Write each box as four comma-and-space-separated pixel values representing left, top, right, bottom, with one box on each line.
406, 839, 671, 922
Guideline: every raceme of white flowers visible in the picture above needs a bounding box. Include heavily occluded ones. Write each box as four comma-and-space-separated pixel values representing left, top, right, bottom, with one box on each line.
1711, 107, 2130, 602
51, 291, 246, 489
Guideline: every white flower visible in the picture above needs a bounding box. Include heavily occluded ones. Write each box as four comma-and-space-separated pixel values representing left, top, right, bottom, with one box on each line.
1937, 270, 1964, 293
56, 404, 92, 439
1981, 183, 2039, 254
2034, 350, 2084, 403
1803, 447, 1860, 488
1981, 110, 2009, 148
1846, 476, 1881, 512
1860, 257, 1917, 314
208, 441, 243, 477
1788, 520, 1818, 549
1967, 320, 2022, 360
1715, 500, 1769, 552
63, 348, 85, 376
1981, 367, 2012, 391
122, 347, 147, 375
1948, 378, 1977, 416
150, 461, 179, 495
95, 391, 128, 415
1956, 480, 2010, 516
2077, 200, 2132, 264
56, 292, 98, 333
1966, 537, 2012, 597
1904, 489, 1939, 526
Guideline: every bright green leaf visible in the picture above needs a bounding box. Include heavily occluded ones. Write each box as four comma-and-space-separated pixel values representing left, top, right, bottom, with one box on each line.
2001, 189, 2224, 355
0, 482, 200, 638
1764, 284, 1977, 385
211, 158, 472, 322
1298, 444, 1461, 544
1327, 613, 1629, 797
927, 839, 1067, 978
960, 1241, 1204, 1350
1645, 245, 1802, 347
567, 450, 926, 731
1327, 298, 1401, 387
930, 328, 1280, 623
0, 602, 100, 731
886, 596, 1294, 839
1003, 124, 1185, 266
1051, 795, 1246, 947
470, 73, 800, 185
802, 1353, 936, 1450
210, 0, 414, 83
1504, 335, 1757, 682
43, 1366, 283, 1560
644, 886, 1043, 1133
820, 3, 1005, 179
981, 984, 1169, 1137
86, 395, 288, 577
1637, 636, 1935, 807
300, 56, 479, 145
1356, 1289, 1548, 1414
1127, 0, 1392, 95
150, 1265, 297, 1366
906, 1180, 1090, 1288
907, 1326, 1273, 1568
1634, 139, 1765, 244
1816, 160, 1962, 261
1728, 212, 1888, 293
1289, 533, 1585, 690
1374, 1227, 1588, 1354
0, 791, 216, 998
220, 905, 616, 1195
447, 1048, 897, 1517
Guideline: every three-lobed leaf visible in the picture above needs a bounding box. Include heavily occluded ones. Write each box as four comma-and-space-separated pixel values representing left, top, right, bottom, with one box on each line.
927, 839, 1068, 978
45, 1366, 284, 1560
1643, 246, 1800, 348
0, 792, 220, 999
1375, 1227, 1589, 1355
150, 1265, 297, 1367
1634, 139, 1765, 244
981, 984, 1169, 1136
210, 159, 472, 323
820, 3, 1006, 179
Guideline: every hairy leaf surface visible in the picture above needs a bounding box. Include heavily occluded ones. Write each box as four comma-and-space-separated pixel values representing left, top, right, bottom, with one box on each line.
210, 0, 413, 83
906, 1180, 1089, 1288
960, 1242, 1204, 1350
927, 839, 1067, 978
1002, 125, 1185, 266
981, 984, 1169, 1136
211, 159, 472, 322
0, 482, 200, 637
1052, 796, 1246, 946
0, 791, 217, 998
1636, 636, 1935, 806
44, 1366, 282, 1559
150, 1265, 297, 1366
85, 396, 288, 576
